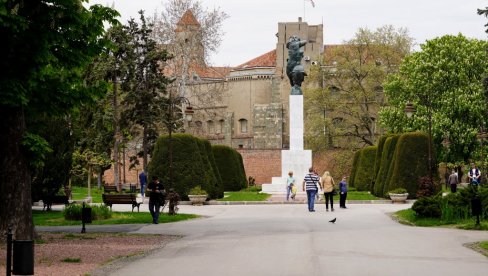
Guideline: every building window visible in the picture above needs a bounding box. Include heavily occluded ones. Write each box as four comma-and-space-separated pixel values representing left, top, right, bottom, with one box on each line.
332, 117, 344, 126
239, 118, 248, 133
218, 119, 224, 134
207, 120, 214, 134
195, 121, 203, 134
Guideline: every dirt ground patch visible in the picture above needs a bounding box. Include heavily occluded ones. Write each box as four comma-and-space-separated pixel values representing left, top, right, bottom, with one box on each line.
0, 232, 179, 276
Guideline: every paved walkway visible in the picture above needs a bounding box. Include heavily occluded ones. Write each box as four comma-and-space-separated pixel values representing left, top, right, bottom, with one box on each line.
90, 203, 488, 276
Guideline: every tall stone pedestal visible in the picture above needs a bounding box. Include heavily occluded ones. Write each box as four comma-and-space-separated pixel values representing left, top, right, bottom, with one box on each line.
261, 95, 312, 194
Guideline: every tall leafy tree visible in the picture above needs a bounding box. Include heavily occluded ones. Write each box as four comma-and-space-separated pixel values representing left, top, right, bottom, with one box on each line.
121, 11, 173, 171
379, 34, 488, 162
0, 0, 118, 238
305, 25, 413, 150
86, 23, 134, 191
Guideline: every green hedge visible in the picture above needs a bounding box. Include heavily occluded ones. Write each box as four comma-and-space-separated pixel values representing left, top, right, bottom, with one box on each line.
349, 151, 361, 188
212, 145, 247, 191
148, 134, 221, 200
372, 135, 390, 193
373, 135, 400, 197
203, 139, 224, 198
387, 132, 435, 197
353, 146, 377, 191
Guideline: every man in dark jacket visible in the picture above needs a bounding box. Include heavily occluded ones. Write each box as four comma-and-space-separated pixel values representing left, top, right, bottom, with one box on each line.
148, 176, 164, 224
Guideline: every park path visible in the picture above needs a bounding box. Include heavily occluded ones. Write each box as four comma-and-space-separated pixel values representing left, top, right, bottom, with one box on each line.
106, 204, 488, 276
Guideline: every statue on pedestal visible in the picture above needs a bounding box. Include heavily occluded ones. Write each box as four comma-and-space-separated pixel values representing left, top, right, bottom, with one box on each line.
286, 35, 307, 95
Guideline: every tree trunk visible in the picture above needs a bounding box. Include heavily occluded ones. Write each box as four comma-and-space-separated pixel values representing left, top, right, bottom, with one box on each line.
0, 106, 34, 240
97, 171, 102, 189
142, 126, 148, 172
113, 75, 120, 192
122, 146, 126, 184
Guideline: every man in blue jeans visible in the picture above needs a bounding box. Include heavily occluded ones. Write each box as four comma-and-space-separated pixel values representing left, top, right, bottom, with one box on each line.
302, 167, 321, 212
139, 170, 147, 197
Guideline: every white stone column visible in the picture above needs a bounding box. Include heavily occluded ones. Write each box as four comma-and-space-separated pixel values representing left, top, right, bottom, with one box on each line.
289, 95, 304, 150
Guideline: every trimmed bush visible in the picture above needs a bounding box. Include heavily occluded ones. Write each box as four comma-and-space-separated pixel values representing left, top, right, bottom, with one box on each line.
212, 145, 247, 191
195, 138, 221, 199
387, 132, 436, 198
148, 134, 216, 200
372, 135, 390, 193
412, 196, 442, 218
374, 135, 400, 197
63, 204, 111, 221
203, 139, 224, 198
353, 146, 377, 191
349, 151, 361, 188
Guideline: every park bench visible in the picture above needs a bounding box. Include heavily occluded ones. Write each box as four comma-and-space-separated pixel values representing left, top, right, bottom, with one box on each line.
42, 195, 71, 211
102, 193, 141, 212
103, 185, 118, 193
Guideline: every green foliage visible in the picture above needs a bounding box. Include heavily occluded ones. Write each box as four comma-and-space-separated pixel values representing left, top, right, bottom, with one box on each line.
373, 135, 400, 197
21, 132, 53, 169
412, 196, 442, 218
412, 186, 488, 221
352, 146, 377, 191
63, 204, 112, 221
348, 151, 361, 188
148, 134, 221, 199
212, 145, 247, 191
188, 186, 207, 195
388, 188, 408, 194
380, 34, 488, 162
305, 25, 413, 148
373, 135, 389, 184
195, 138, 222, 199
387, 132, 435, 197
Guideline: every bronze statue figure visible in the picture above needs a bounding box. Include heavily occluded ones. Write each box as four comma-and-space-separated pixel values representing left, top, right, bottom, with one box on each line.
286, 35, 307, 95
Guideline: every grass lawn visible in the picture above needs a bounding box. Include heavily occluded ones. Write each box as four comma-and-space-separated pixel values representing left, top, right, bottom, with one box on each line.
332, 191, 381, 201
393, 208, 488, 230
480, 241, 488, 251
218, 191, 271, 201
33, 210, 198, 226
70, 186, 104, 203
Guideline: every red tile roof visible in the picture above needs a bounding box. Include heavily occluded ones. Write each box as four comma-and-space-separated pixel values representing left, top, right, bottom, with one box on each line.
177, 10, 200, 26
193, 66, 231, 79
235, 49, 276, 69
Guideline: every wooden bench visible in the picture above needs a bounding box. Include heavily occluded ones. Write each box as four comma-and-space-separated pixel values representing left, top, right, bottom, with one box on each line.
102, 193, 141, 212
42, 195, 70, 211
103, 185, 118, 193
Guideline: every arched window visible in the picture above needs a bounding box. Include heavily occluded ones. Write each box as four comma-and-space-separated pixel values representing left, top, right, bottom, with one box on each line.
207, 120, 214, 134
239, 118, 248, 133
217, 119, 224, 134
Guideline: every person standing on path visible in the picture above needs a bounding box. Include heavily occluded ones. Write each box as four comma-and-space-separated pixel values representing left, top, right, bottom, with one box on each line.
286, 171, 295, 201
148, 176, 164, 224
468, 163, 481, 185
448, 170, 459, 193
321, 171, 335, 212
339, 176, 348, 208
303, 167, 321, 212
139, 170, 147, 197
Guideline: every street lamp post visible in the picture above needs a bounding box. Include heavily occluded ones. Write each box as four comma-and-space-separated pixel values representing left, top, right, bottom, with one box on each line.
476, 127, 487, 184
405, 101, 433, 184
166, 94, 194, 187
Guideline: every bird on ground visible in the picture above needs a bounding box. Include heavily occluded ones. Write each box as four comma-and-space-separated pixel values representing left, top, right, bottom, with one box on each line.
329, 218, 336, 223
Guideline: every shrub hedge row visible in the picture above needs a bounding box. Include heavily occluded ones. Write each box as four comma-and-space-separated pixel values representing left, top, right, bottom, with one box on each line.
148, 134, 226, 200
212, 145, 247, 191
351, 132, 436, 198
349, 151, 361, 188
353, 146, 377, 191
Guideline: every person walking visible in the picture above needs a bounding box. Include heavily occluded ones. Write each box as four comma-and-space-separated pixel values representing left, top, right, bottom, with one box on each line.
321, 171, 335, 212
302, 167, 321, 212
148, 176, 164, 224
468, 163, 481, 185
286, 171, 295, 201
339, 176, 348, 208
139, 170, 147, 197
448, 170, 459, 193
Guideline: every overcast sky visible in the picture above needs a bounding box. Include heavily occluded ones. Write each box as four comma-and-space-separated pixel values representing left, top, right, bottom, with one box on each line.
90, 0, 487, 67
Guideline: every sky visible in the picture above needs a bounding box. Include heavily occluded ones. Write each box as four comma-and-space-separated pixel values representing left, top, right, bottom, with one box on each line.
89, 0, 488, 67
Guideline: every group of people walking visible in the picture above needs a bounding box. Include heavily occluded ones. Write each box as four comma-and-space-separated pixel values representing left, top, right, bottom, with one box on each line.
287, 168, 348, 212
447, 162, 482, 193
